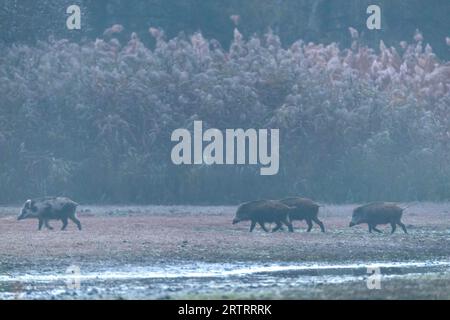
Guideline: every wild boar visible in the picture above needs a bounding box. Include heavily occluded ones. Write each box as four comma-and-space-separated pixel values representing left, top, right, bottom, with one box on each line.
349, 202, 407, 234
17, 197, 82, 231
275, 197, 325, 232
232, 200, 294, 232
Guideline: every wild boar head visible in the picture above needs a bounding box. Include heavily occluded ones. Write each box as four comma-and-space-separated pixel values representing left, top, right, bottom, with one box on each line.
232, 205, 251, 224
349, 207, 366, 227
18, 199, 39, 220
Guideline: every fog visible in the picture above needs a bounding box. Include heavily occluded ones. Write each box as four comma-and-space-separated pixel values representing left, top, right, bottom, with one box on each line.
1, 2, 450, 301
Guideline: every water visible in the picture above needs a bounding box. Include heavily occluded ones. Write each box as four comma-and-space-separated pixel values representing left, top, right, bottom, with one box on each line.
1, 260, 449, 299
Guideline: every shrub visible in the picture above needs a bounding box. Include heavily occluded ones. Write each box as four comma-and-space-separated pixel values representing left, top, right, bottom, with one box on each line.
0, 26, 449, 203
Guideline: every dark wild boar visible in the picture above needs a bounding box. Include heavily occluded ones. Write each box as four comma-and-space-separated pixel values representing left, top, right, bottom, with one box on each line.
276, 197, 325, 232
232, 200, 294, 232
18, 197, 82, 231
349, 202, 407, 234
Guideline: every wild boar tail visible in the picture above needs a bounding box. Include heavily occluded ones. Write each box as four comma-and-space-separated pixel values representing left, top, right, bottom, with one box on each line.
65, 200, 79, 211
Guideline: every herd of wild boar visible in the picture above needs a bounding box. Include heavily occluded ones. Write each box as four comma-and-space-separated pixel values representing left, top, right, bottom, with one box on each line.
232, 198, 325, 233
233, 198, 408, 234
17, 196, 409, 234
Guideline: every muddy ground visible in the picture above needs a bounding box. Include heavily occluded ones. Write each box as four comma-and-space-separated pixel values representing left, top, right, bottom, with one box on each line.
0, 203, 449, 299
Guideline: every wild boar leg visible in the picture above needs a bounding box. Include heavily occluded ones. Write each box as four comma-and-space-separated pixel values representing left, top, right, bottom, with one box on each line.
249, 220, 257, 232
306, 219, 313, 232
390, 222, 397, 234
258, 221, 269, 232
312, 217, 325, 232
61, 217, 68, 230
282, 219, 294, 232
38, 218, 44, 231
69, 215, 82, 230
44, 219, 54, 230
397, 222, 408, 234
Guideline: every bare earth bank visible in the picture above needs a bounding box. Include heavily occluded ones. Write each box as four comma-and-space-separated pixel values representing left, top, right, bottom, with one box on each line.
0, 203, 449, 299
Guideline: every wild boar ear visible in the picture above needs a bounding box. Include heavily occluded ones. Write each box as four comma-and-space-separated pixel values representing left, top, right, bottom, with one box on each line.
30, 201, 38, 212
24, 199, 31, 208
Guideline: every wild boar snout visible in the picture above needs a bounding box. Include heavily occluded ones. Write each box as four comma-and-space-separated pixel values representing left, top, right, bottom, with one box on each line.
18, 209, 28, 220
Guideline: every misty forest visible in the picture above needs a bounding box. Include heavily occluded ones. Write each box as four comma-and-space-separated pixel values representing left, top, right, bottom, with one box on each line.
1, 0, 450, 205
2, 0, 450, 302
